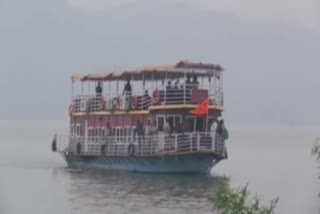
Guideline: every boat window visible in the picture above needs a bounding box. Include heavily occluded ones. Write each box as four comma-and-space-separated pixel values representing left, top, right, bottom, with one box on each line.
166, 115, 182, 130
185, 117, 195, 132
120, 128, 124, 141
127, 127, 132, 137
76, 124, 81, 136
175, 117, 181, 126
116, 128, 120, 141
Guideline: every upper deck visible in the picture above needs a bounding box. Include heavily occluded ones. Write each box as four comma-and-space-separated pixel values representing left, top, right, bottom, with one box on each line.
69, 61, 224, 115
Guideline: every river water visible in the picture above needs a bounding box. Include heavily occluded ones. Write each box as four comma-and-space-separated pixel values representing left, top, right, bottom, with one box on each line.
0, 121, 319, 214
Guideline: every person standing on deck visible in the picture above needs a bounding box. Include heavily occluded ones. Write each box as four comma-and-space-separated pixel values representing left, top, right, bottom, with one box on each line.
136, 120, 145, 154
210, 119, 217, 133
163, 119, 171, 135
105, 121, 112, 137
123, 79, 132, 110
96, 81, 103, 97
185, 74, 193, 103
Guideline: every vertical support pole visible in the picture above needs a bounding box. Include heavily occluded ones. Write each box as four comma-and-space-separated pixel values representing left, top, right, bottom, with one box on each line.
174, 134, 178, 153
205, 114, 209, 134
108, 80, 111, 96
84, 119, 88, 153
212, 132, 215, 152
81, 82, 84, 95
164, 71, 167, 104
201, 76, 204, 89
221, 71, 224, 106
152, 71, 154, 105
209, 76, 212, 102
183, 71, 186, 104
142, 73, 145, 110
197, 132, 200, 151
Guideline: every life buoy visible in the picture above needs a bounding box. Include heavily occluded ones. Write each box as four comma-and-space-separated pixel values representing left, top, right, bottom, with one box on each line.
76, 142, 81, 155
127, 144, 135, 156
153, 89, 161, 104
51, 136, 57, 152
101, 144, 106, 156
131, 96, 138, 110
100, 96, 105, 111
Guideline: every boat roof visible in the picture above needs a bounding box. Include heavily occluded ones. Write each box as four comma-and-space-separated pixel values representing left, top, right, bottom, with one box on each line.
71, 61, 224, 82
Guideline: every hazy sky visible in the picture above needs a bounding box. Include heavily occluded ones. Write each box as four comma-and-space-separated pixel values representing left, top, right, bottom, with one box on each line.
1, 0, 319, 124
68, 0, 320, 31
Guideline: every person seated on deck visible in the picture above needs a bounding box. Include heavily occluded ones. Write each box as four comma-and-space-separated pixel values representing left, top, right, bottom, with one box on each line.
192, 75, 199, 90
166, 81, 174, 104
185, 74, 192, 90
142, 90, 152, 110
166, 80, 172, 90
95, 81, 103, 97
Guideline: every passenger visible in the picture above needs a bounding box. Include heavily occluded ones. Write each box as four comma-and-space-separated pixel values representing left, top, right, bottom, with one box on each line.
192, 75, 199, 89
145, 120, 152, 136
143, 90, 152, 109
174, 79, 179, 89
163, 119, 171, 134
123, 79, 132, 110
136, 120, 144, 137
150, 120, 158, 135
136, 120, 145, 153
166, 81, 172, 90
95, 81, 103, 97
175, 122, 184, 134
123, 79, 132, 96
182, 119, 192, 132
166, 81, 173, 104
185, 74, 192, 90
216, 119, 224, 136
184, 74, 193, 103
210, 119, 217, 133
105, 121, 112, 136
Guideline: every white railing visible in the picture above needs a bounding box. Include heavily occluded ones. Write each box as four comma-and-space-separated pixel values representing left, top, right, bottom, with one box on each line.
210, 89, 223, 106
71, 88, 224, 113
55, 132, 226, 158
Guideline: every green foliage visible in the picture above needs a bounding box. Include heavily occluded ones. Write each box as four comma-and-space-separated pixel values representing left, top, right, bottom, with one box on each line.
211, 179, 279, 214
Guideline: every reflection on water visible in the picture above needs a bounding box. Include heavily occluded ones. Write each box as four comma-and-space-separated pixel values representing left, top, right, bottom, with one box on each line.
61, 169, 224, 214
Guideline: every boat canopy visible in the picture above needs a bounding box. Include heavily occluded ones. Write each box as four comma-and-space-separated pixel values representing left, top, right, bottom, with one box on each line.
71, 61, 224, 82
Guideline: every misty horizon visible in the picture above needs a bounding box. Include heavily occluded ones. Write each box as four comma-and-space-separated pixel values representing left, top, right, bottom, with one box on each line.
1, 0, 319, 125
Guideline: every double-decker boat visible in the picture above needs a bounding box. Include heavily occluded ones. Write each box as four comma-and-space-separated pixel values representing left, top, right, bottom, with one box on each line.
52, 60, 228, 174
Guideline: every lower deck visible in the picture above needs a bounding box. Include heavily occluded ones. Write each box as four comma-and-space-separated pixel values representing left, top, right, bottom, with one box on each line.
62, 152, 222, 174
55, 132, 226, 158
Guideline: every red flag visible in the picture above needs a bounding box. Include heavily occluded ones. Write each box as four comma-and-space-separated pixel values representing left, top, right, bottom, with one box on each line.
190, 98, 209, 116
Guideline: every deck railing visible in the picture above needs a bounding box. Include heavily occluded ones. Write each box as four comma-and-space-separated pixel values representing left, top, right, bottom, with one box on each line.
71, 88, 223, 113
55, 132, 226, 158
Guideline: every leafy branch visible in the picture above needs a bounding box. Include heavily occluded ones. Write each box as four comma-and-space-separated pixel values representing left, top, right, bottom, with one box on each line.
211, 178, 279, 214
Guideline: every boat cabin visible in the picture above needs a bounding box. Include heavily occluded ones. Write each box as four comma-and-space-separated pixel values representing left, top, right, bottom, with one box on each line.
69, 61, 224, 141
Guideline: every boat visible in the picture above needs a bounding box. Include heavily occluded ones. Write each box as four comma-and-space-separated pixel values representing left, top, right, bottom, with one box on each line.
52, 60, 228, 174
